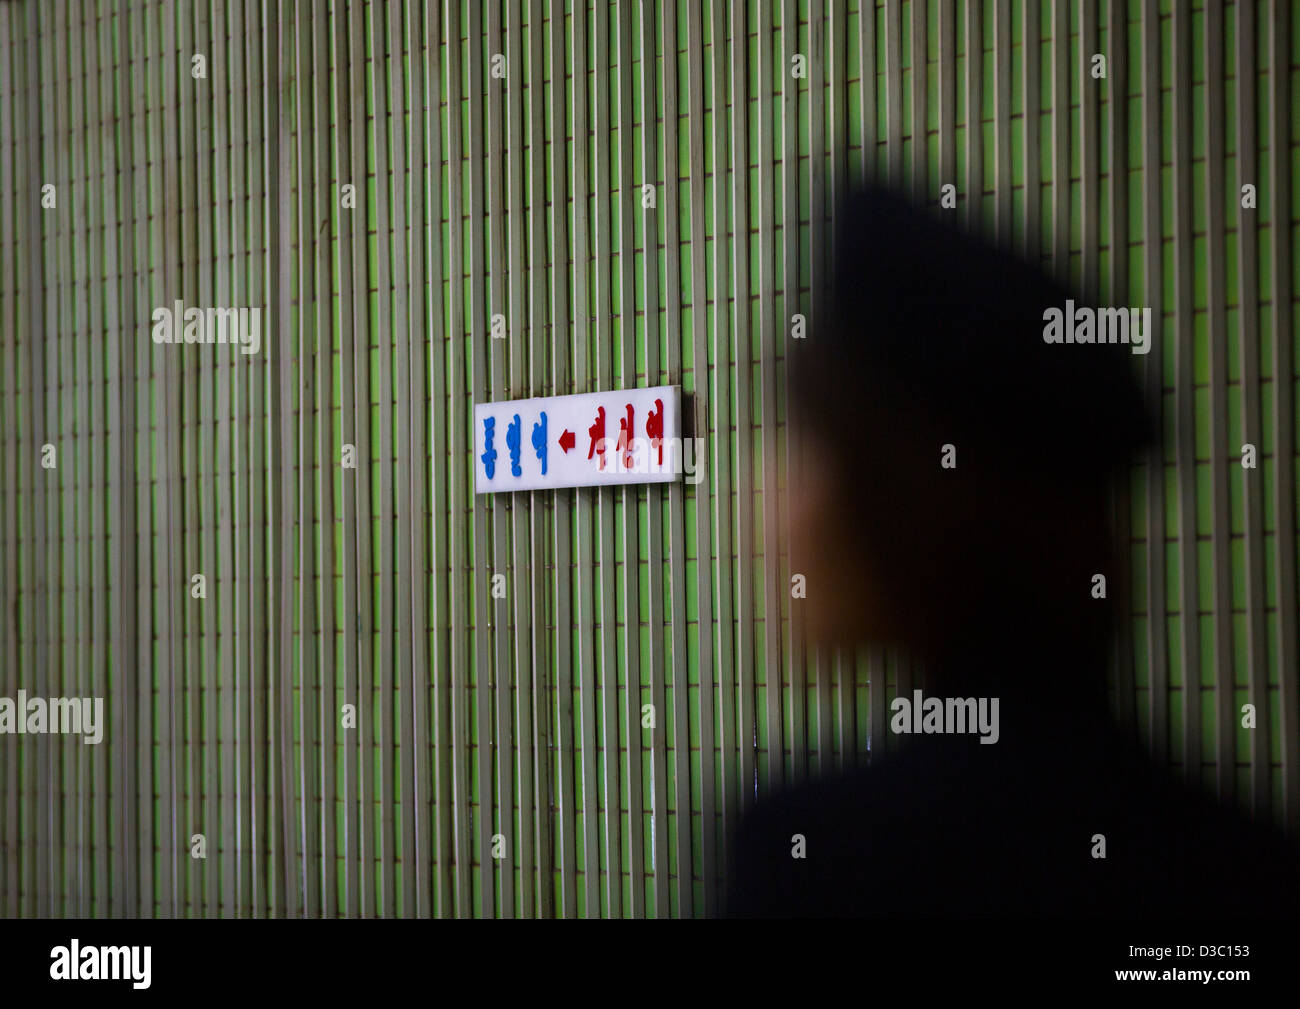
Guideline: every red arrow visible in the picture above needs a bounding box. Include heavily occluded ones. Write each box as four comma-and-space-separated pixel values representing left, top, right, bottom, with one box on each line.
558, 428, 575, 453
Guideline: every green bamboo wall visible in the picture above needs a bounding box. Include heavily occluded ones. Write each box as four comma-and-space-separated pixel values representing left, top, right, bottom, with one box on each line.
0, 0, 1296, 919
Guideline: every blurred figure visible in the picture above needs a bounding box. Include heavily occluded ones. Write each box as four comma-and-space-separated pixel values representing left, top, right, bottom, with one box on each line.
724, 186, 1300, 918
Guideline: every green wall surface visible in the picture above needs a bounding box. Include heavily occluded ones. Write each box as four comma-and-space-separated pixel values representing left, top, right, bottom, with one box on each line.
0, 0, 1297, 918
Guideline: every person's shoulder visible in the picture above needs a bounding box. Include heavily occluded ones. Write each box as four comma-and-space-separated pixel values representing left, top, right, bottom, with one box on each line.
723, 764, 878, 918
723, 736, 1300, 918
724, 748, 975, 917
1118, 767, 1300, 916
733, 746, 958, 845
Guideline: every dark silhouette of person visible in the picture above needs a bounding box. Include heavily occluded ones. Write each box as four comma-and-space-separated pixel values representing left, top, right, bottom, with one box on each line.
724, 186, 1300, 918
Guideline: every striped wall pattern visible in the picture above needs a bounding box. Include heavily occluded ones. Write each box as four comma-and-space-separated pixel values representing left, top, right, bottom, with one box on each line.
0, 0, 1296, 918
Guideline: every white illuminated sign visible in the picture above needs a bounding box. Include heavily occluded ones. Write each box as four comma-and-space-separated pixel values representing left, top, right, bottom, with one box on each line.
474, 385, 683, 493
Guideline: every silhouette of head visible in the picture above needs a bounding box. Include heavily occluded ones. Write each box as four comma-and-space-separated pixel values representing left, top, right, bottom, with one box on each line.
789, 186, 1152, 698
